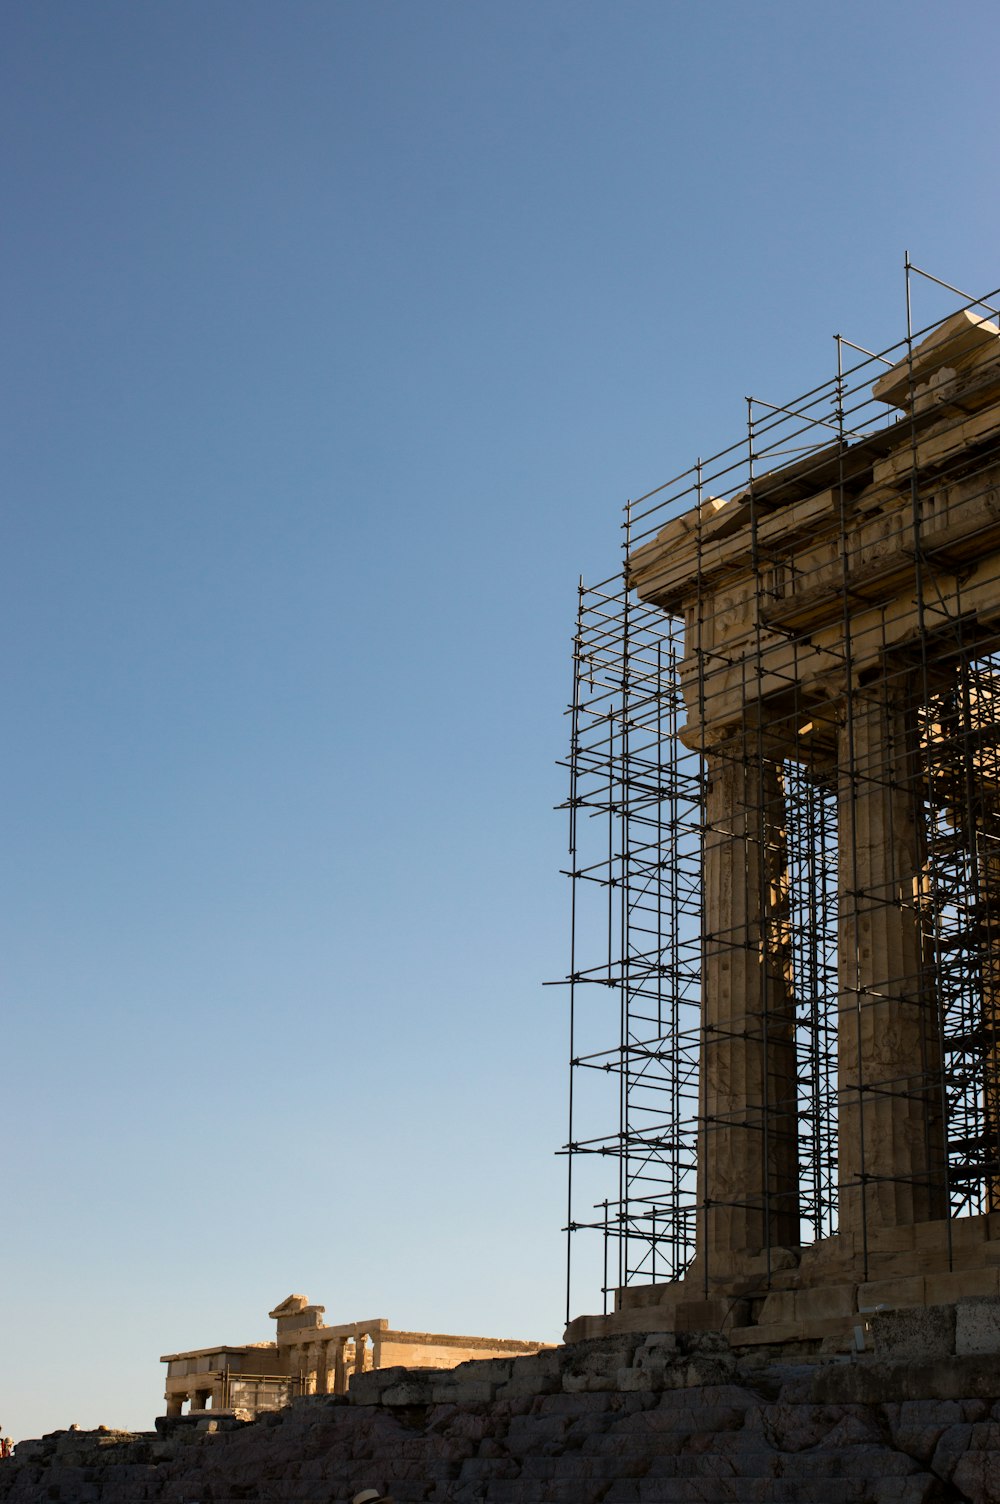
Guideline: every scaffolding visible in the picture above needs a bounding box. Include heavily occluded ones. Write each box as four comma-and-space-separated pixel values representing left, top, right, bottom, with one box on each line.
561, 262, 1000, 1324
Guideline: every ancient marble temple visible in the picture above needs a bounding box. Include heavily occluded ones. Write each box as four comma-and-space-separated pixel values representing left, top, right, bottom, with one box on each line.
566, 306, 1000, 1349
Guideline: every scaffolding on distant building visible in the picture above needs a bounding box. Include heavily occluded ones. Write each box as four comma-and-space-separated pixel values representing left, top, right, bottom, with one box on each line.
561, 261, 1000, 1338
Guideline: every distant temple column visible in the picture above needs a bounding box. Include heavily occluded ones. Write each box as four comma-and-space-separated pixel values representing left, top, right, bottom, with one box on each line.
837, 684, 946, 1234
697, 742, 801, 1267
333, 1337, 349, 1395
315, 1341, 330, 1395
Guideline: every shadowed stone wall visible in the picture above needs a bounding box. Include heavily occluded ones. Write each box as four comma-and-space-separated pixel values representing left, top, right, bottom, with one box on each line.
4, 1333, 1000, 1503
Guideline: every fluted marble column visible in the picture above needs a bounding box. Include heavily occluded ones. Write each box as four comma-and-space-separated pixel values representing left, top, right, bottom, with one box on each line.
315, 1341, 330, 1395
838, 685, 946, 1234
697, 745, 801, 1268
333, 1337, 349, 1395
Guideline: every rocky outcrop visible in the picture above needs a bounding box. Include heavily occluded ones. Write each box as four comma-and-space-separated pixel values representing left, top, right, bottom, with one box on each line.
2, 1335, 999, 1502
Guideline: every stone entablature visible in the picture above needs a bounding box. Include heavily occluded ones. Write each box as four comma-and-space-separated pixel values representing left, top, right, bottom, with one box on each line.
628, 310, 1000, 762
161, 1293, 551, 1418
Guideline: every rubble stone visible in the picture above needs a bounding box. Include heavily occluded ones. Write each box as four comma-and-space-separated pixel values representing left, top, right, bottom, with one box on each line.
5, 1343, 1000, 1503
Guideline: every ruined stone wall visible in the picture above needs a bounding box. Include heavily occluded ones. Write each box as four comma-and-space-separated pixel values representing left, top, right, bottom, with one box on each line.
378, 1333, 549, 1372
4, 1337, 1000, 1503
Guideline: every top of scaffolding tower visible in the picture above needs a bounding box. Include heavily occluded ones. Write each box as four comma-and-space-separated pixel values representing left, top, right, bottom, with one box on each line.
623, 262, 1000, 568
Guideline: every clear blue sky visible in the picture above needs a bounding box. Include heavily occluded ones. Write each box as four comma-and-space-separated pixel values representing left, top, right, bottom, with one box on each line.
2, 0, 998, 1440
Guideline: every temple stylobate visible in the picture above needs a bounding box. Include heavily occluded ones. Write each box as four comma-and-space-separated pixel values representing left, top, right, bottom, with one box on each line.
564, 295, 1000, 1349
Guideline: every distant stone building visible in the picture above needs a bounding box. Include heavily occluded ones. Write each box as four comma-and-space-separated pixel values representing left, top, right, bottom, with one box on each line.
161, 1294, 550, 1418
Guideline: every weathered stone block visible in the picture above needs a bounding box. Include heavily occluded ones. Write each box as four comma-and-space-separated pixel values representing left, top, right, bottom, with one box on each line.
867, 1250, 938, 1282
814, 1354, 1000, 1406
616, 1282, 679, 1311
493, 1372, 560, 1400
561, 1371, 613, 1394
867, 1225, 918, 1254
924, 1267, 1000, 1307
377, 1380, 435, 1406
757, 1290, 796, 1325
955, 1296, 1000, 1356
349, 1366, 411, 1405
912, 1219, 954, 1253
449, 1357, 513, 1384
616, 1366, 660, 1392
857, 1275, 926, 1311
511, 1347, 562, 1379
951, 1215, 990, 1246
729, 1321, 801, 1347
634, 1334, 678, 1366
429, 1379, 496, 1405
682, 1355, 737, 1388
796, 1284, 858, 1322
677, 1328, 731, 1355
561, 1335, 640, 1392
870, 1304, 955, 1361
949, 1421, 1000, 1504
11, 1440, 46, 1461
673, 1297, 747, 1333
566, 1307, 677, 1341
493, 1347, 563, 1399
